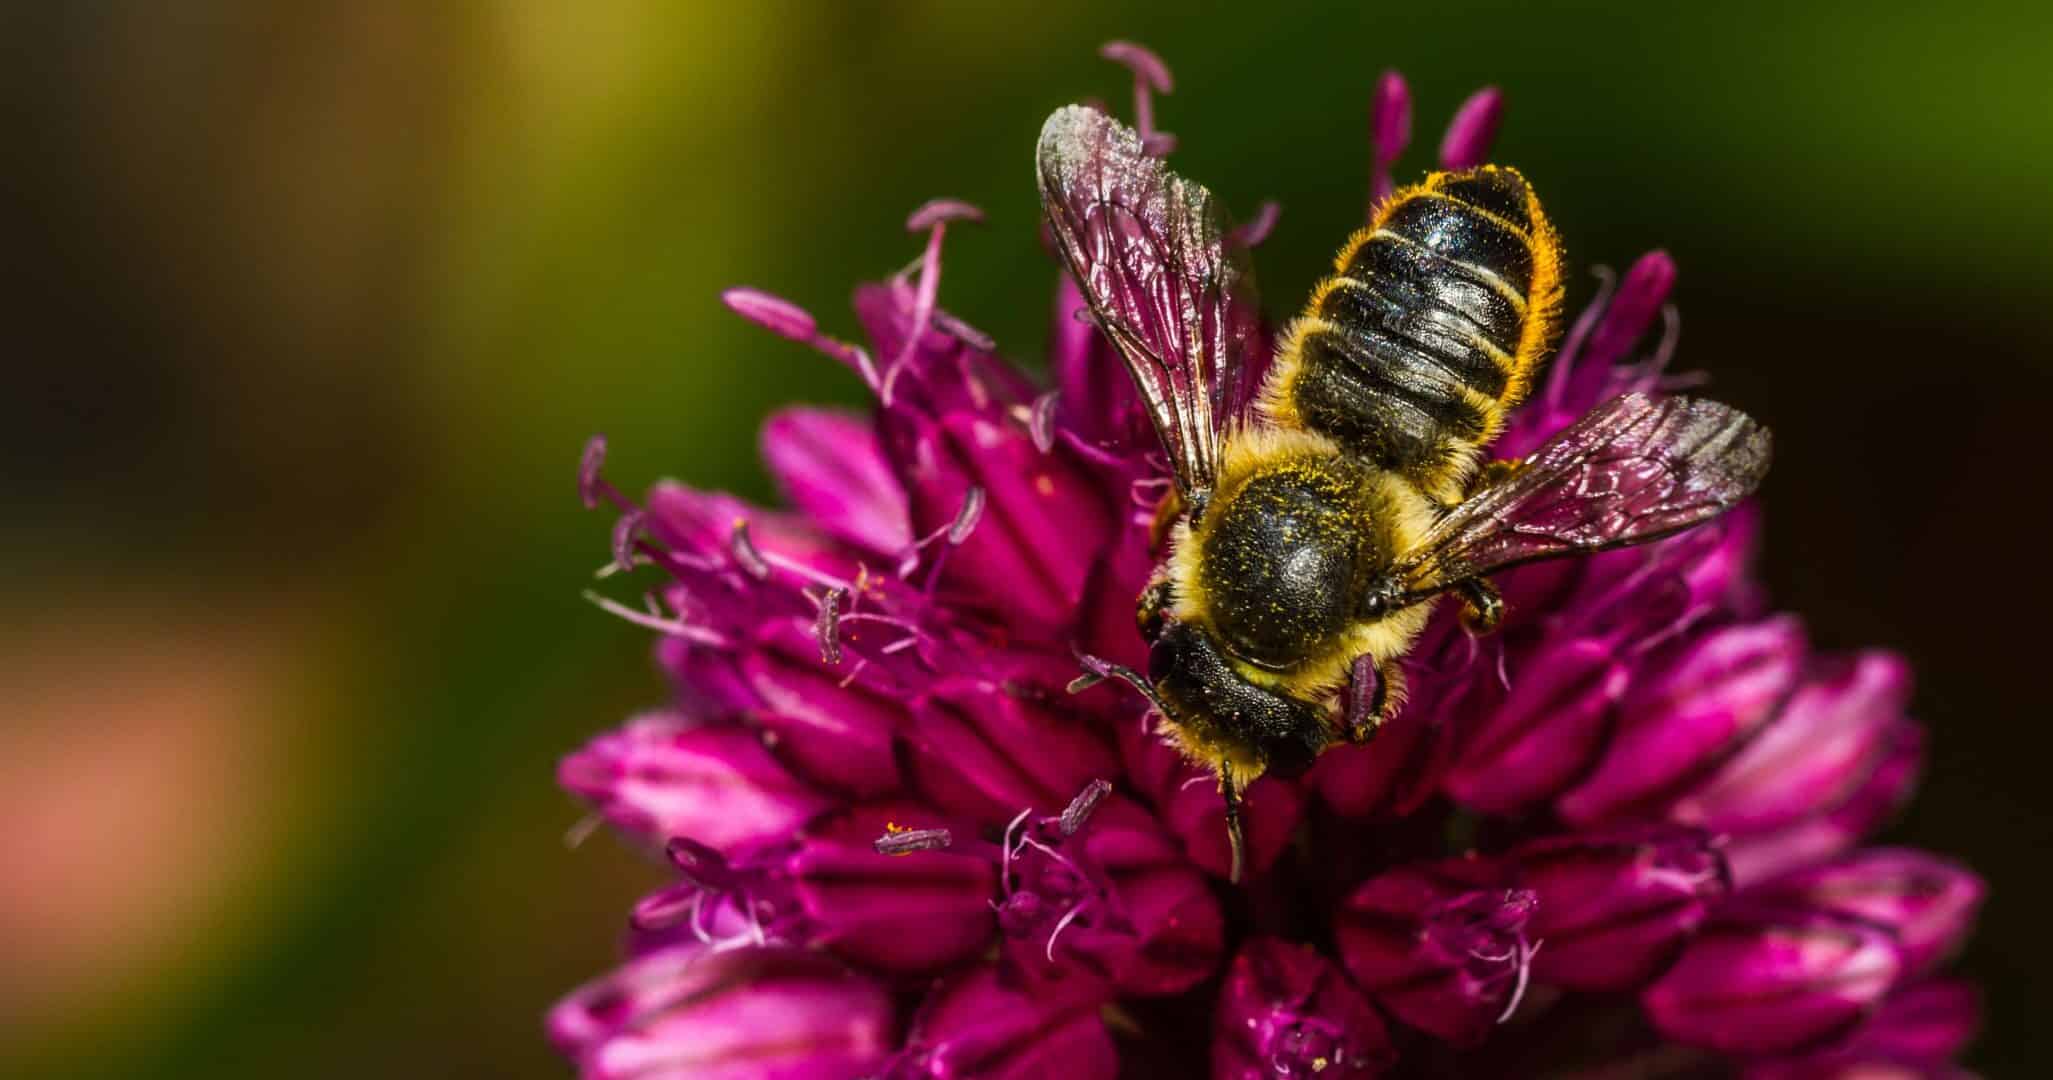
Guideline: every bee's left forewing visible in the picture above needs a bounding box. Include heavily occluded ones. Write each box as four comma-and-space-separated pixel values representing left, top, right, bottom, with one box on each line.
1390, 392, 1770, 600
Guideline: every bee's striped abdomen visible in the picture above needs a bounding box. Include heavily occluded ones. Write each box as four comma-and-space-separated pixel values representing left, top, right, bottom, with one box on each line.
1264, 165, 1562, 501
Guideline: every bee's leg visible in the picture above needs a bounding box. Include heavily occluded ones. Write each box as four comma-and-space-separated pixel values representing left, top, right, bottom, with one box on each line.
1456, 577, 1505, 635
1342, 655, 1387, 744
1219, 763, 1247, 885
1136, 573, 1175, 643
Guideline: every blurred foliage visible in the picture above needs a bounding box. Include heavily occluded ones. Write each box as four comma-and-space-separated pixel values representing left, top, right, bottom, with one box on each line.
3, 1, 2049, 1076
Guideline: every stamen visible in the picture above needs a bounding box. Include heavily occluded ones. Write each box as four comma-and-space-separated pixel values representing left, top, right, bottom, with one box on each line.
1439, 86, 1505, 171
881, 200, 985, 406
581, 590, 726, 646
814, 586, 846, 665
1497, 938, 1541, 1024
1367, 71, 1413, 208
610, 511, 645, 575
722, 287, 882, 390
874, 827, 953, 855
729, 519, 771, 580
932, 309, 996, 352
1000, 807, 1034, 894
947, 485, 986, 544
1029, 390, 1061, 453
1045, 899, 1091, 963
1100, 41, 1176, 155
562, 812, 603, 849
1226, 200, 1282, 249
1060, 779, 1113, 836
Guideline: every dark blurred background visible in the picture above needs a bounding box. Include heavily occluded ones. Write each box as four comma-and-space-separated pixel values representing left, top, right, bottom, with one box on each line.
4, 1, 2049, 1075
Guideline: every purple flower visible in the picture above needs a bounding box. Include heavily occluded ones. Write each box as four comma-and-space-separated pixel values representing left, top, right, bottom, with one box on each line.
552, 44, 1982, 1076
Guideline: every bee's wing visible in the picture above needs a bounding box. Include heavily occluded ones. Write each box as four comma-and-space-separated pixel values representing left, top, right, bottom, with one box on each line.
1392, 393, 1771, 602
1037, 104, 1254, 500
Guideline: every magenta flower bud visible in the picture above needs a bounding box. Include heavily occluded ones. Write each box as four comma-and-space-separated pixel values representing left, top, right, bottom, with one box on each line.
1747, 849, 1983, 978
789, 803, 999, 975
885, 411, 1112, 635
1724, 720, 1923, 885
1742, 980, 1981, 1080
1513, 826, 1728, 991
548, 945, 893, 1080
1445, 638, 1629, 813
1337, 862, 1539, 1044
1438, 86, 1504, 170
900, 665, 1121, 823
1213, 938, 1396, 1079
881, 965, 1117, 1079
995, 793, 1224, 996
729, 617, 906, 798
642, 481, 861, 588
1560, 616, 1807, 827
1366, 71, 1412, 205
1643, 909, 1902, 1056
760, 407, 912, 556
1665, 653, 1911, 841
558, 713, 832, 851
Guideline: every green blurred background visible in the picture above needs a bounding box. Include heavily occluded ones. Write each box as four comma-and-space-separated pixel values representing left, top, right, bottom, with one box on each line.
6, 1, 2050, 1075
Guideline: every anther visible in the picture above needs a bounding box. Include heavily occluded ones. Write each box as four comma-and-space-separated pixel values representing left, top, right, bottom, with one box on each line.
1029, 390, 1060, 453
578, 435, 610, 509
947, 485, 986, 544
874, 827, 952, 855
1059, 779, 1113, 836
730, 520, 771, 580
610, 511, 645, 574
1439, 86, 1504, 171
815, 586, 847, 665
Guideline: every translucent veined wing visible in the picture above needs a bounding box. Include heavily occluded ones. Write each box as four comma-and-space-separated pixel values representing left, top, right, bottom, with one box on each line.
1390, 393, 1770, 602
1037, 104, 1254, 500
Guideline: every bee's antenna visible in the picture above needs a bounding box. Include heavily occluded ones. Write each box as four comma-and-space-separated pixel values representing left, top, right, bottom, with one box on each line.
1219, 764, 1247, 885
1066, 652, 1173, 720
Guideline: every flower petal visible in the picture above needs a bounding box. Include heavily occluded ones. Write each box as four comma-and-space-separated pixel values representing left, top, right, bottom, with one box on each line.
1514, 825, 1729, 991
1643, 910, 1902, 1056
761, 407, 912, 555
1559, 616, 1807, 826
559, 713, 832, 851
1745, 848, 1983, 979
884, 965, 1117, 1079
549, 945, 894, 1080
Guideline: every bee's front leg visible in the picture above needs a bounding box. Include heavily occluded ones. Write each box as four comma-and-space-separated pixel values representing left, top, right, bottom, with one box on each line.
1341, 655, 1405, 743
1136, 572, 1175, 643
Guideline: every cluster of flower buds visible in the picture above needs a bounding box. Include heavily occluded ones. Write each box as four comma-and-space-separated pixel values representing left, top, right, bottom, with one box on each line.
549, 42, 1983, 1078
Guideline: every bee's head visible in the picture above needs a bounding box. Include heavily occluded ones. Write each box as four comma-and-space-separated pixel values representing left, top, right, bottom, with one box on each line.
1148, 621, 1328, 780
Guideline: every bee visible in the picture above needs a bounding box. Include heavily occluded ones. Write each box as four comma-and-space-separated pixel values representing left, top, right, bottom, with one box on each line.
1038, 105, 1771, 880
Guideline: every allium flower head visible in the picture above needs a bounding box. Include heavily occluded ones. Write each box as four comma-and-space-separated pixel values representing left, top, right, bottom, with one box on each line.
551, 44, 1982, 1077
